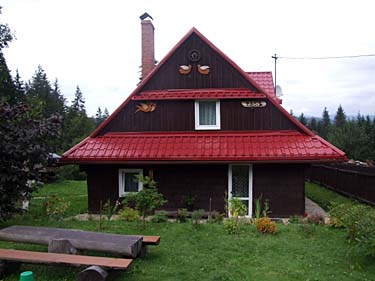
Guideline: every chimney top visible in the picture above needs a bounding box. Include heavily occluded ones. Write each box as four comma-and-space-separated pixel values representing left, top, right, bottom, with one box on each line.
140, 12, 153, 21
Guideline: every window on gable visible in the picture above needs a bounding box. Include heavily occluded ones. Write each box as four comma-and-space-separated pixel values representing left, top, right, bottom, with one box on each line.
195, 100, 220, 130
118, 169, 143, 197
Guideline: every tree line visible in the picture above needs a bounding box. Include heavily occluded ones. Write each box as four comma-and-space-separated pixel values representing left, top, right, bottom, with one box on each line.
2, 64, 109, 154
295, 106, 375, 162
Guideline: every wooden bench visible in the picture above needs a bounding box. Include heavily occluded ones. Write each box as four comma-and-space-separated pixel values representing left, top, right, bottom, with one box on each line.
0, 248, 132, 281
0, 226, 160, 258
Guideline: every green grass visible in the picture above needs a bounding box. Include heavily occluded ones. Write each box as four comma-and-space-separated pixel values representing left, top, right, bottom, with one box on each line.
0, 181, 375, 281
305, 181, 354, 211
29, 180, 88, 217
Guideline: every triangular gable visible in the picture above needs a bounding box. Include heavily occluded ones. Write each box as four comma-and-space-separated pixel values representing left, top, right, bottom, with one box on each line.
90, 27, 313, 137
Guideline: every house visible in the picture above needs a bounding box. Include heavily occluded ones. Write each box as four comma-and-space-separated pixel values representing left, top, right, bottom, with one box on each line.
61, 17, 346, 217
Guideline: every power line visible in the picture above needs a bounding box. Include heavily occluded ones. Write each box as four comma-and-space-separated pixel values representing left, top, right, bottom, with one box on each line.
278, 54, 375, 60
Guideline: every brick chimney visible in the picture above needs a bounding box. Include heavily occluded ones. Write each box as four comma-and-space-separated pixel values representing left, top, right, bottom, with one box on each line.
141, 15, 155, 80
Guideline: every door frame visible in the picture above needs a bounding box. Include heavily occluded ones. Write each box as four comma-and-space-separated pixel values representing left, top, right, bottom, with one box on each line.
228, 164, 253, 217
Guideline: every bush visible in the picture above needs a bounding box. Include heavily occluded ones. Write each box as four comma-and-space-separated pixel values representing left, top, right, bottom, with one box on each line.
329, 202, 353, 227
118, 207, 139, 222
57, 165, 86, 181
176, 208, 188, 223
151, 211, 168, 223
191, 209, 205, 228
123, 176, 167, 228
208, 211, 224, 224
224, 198, 247, 234
329, 202, 375, 256
45, 196, 70, 226
255, 217, 276, 234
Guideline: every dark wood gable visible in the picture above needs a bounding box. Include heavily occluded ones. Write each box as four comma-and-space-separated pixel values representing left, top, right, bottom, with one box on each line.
138, 32, 259, 92
94, 28, 308, 136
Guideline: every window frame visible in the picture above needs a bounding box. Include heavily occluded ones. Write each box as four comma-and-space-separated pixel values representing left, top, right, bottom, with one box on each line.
194, 100, 221, 130
118, 169, 143, 197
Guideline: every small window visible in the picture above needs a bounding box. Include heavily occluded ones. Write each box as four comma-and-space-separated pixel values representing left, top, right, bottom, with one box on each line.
195, 100, 220, 130
118, 169, 143, 197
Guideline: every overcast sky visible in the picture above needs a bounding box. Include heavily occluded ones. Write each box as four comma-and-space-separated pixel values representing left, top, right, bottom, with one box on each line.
2, 0, 375, 118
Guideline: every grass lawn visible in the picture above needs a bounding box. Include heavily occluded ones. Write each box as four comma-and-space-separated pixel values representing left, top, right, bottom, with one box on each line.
0, 180, 374, 281
305, 181, 354, 211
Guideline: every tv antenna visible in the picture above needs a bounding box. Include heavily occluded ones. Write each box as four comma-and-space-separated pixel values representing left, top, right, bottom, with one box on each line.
272, 53, 278, 95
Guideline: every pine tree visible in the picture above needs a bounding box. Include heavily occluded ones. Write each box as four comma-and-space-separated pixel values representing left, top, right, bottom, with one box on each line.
0, 51, 16, 104
309, 117, 318, 133
95, 107, 103, 126
13, 70, 25, 104
51, 78, 66, 115
319, 107, 331, 139
62, 86, 95, 150
334, 105, 346, 128
298, 113, 307, 125
71, 86, 85, 113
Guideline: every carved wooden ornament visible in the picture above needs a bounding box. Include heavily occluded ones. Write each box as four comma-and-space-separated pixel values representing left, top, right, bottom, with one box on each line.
198, 64, 210, 75
135, 102, 157, 113
179, 65, 192, 75
241, 101, 267, 108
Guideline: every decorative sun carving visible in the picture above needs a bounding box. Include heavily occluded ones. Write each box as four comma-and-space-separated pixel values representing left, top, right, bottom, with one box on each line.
188, 49, 201, 62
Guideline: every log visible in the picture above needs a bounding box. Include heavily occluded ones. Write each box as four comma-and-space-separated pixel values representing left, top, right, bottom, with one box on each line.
48, 239, 79, 255
78, 265, 108, 281
0, 226, 143, 257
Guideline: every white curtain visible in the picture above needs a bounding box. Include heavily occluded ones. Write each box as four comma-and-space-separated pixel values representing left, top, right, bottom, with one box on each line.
199, 101, 216, 125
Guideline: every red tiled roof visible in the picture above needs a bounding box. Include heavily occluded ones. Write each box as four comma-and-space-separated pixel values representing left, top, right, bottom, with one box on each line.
247, 72, 275, 96
61, 131, 346, 164
133, 88, 266, 100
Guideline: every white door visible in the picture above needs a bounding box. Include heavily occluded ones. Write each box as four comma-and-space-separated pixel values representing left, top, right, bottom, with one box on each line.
228, 164, 253, 217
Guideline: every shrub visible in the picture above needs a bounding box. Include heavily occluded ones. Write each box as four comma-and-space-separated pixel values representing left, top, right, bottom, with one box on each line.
224, 218, 238, 234
103, 198, 121, 221
151, 211, 168, 223
182, 195, 196, 211
255, 217, 276, 234
329, 202, 353, 227
176, 208, 188, 223
329, 202, 375, 256
45, 196, 70, 226
118, 207, 139, 222
224, 198, 247, 234
191, 209, 205, 228
208, 211, 224, 224
123, 176, 167, 228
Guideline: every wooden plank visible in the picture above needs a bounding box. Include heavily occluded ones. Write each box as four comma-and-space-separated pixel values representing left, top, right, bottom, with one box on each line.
142, 236, 160, 245
0, 249, 132, 270
0, 226, 142, 258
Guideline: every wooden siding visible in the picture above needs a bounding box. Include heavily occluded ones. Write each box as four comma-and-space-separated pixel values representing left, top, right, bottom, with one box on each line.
154, 165, 227, 212
253, 164, 306, 217
139, 33, 258, 91
84, 164, 306, 217
100, 99, 301, 134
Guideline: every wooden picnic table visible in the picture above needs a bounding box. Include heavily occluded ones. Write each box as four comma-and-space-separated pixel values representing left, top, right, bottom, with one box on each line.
0, 226, 144, 258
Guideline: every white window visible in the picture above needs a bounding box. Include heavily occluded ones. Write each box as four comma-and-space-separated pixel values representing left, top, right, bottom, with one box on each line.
194, 100, 221, 130
118, 169, 143, 197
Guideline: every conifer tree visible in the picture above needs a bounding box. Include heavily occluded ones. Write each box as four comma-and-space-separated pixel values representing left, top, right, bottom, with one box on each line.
334, 105, 346, 128
298, 113, 307, 126
319, 107, 331, 139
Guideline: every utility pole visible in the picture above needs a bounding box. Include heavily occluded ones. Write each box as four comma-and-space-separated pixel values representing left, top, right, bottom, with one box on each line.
272, 54, 278, 95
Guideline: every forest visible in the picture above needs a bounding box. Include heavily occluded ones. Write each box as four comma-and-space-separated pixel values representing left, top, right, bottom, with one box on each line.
295, 107, 375, 163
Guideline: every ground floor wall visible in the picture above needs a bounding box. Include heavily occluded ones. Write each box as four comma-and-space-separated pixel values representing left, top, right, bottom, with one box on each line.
82, 163, 306, 217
